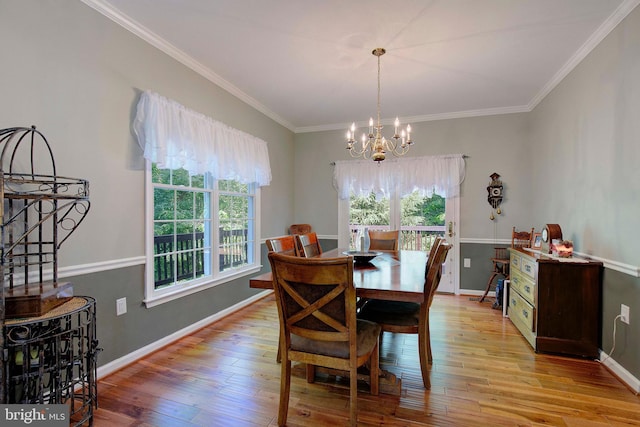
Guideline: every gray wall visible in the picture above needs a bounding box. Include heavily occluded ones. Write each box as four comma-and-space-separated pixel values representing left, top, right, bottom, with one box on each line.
1, 0, 294, 366
293, 114, 533, 238
527, 5, 640, 379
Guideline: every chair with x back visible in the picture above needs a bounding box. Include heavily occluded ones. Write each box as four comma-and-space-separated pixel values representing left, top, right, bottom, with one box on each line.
266, 235, 299, 362
358, 242, 451, 389
294, 232, 322, 258
368, 229, 400, 251
268, 252, 381, 426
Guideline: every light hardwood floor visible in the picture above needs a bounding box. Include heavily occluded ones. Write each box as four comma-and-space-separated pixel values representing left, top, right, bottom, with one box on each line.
94, 294, 640, 426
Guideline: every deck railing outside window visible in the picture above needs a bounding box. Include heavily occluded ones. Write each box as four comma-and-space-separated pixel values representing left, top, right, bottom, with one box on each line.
350, 225, 445, 251
154, 228, 248, 287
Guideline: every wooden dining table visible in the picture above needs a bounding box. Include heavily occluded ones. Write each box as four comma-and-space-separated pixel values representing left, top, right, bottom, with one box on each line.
249, 248, 428, 395
249, 248, 427, 301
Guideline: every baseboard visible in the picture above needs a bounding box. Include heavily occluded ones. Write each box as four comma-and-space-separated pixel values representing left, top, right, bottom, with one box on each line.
599, 350, 640, 395
458, 289, 494, 297
96, 290, 273, 379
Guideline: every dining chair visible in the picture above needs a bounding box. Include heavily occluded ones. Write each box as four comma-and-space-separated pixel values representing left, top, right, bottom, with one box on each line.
268, 252, 381, 427
357, 242, 451, 389
294, 232, 322, 257
480, 226, 535, 303
368, 229, 400, 251
288, 223, 312, 235
266, 235, 299, 363
425, 236, 443, 273
266, 235, 298, 256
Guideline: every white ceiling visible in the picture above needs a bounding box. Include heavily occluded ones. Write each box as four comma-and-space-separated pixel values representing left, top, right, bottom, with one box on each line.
84, 0, 639, 133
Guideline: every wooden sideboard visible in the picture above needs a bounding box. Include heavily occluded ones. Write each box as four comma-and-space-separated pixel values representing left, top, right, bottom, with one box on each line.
508, 248, 603, 358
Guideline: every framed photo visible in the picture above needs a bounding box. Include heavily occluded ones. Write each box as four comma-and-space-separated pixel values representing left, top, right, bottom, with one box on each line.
532, 232, 542, 249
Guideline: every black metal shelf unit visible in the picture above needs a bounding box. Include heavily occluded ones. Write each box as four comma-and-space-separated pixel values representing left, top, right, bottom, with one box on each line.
3, 297, 98, 425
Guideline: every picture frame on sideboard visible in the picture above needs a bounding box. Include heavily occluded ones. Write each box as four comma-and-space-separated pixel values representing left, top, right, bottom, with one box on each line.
532, 232, 542, 249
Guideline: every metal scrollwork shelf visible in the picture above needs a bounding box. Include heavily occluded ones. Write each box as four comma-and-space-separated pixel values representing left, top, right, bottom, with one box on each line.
1, 126, 95, 424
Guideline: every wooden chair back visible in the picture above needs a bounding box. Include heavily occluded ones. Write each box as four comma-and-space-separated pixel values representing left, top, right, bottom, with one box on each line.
266, 235, 298, 256
368, 229, 400, 251
425, 242, 452, 305
294, 232, 322, 257
425, 236, 443, 274
268, 252, 380, 426
289, 223, 312, 235
512, 227, 535, 249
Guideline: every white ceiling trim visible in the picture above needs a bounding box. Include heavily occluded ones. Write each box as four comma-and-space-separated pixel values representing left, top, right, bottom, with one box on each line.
82, 0, 640, 134
528, 0, 640, 110
295, 105, 531, 134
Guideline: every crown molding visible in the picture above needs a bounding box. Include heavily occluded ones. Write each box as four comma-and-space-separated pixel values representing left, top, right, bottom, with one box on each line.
79, 0, 296, 132
81, 0, 639, 135
528, 0, 640, 110
295, 105, 530, 134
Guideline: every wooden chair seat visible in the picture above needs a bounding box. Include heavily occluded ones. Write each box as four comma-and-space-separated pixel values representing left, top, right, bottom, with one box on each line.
358, 300, 420, 328
291, 320, 381, 358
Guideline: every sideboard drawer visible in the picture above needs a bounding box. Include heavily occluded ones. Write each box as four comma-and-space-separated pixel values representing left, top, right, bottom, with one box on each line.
509, 289, 535, 332
510, 252, 522, 271
521, 256, 536, 280
510, 269, 536, 306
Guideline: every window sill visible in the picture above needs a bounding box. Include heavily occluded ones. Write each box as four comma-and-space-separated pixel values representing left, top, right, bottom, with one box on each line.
143, 265, 261, 308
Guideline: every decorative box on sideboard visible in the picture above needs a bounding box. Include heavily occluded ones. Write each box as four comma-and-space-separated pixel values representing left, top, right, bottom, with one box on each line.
508, 248, 603, 358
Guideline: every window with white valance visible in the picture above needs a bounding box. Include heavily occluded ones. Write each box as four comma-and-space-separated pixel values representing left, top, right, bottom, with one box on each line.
133, 91, 269, 307
133, 90, 271, 186
333, 154, 466, 200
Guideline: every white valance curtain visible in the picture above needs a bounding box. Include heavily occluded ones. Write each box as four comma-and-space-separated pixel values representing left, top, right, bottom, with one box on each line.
333, 155, 466, 200
133, 91, 272, 186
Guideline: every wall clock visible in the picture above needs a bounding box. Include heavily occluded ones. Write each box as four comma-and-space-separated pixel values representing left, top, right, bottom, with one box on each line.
541, 224, 562, 253
487, 172, 503, 220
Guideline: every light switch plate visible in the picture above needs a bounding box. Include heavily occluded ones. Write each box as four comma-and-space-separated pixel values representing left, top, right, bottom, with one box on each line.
116, 297, 127, 316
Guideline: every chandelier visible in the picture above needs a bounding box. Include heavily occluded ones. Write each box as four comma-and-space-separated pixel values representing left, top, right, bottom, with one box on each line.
346, 48, 413, 162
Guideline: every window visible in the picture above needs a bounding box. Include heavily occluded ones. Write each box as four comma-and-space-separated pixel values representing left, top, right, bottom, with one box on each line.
145, 163, 259, 307
133, 91, 270, 306
348, 190, 445, 250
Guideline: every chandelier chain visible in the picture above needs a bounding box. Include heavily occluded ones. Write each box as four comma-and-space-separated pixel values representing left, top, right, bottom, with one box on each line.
377, 50, 381, 129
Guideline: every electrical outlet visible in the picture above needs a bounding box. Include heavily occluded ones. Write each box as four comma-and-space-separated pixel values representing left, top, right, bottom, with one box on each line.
620, 304, 630, 324
463, 258, 471, 268
116, 297, 127, 316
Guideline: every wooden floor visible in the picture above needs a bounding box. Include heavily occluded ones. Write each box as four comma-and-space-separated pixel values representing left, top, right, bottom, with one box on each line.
93, 294, 640, 426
